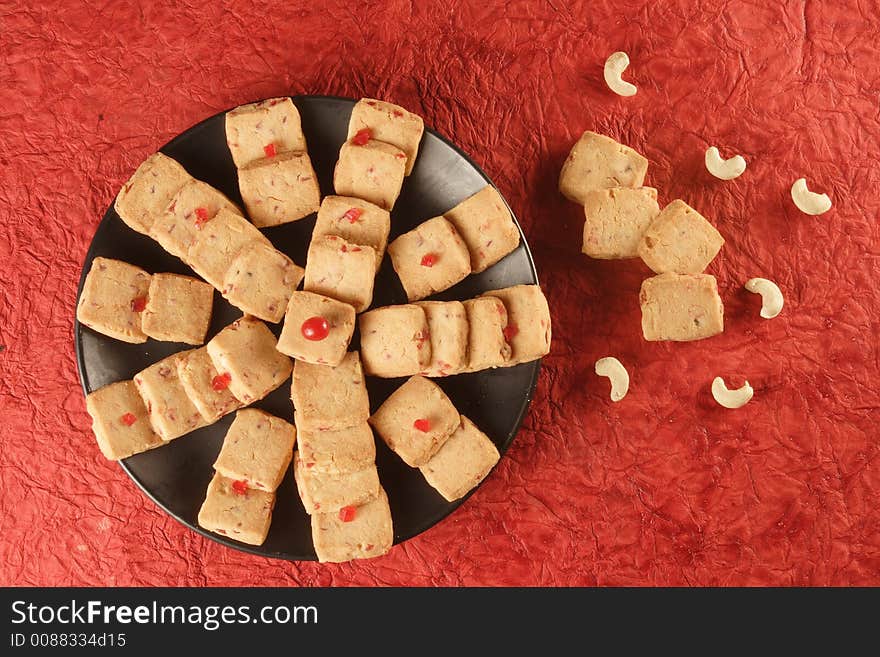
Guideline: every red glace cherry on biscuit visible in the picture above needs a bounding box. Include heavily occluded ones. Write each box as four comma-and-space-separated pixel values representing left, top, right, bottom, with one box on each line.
503, 324, 519, 342
342, 208, 363, 224
352, 128, 371, 146
120, 413, 137, 426
413, 418, 431, 433
194, 206, 210, 228
301, 316, 330, 341
232, 480, 249, 496
420, 253, 438, 267
338, 505, 357, 522
263, 143, 277, 158
211, 372, 232, 391
130, 296, 147, 312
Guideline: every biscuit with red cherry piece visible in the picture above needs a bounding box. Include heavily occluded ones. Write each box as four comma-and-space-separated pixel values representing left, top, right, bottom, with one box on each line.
369, 375, 460, 467
387, 216, 471, 302
76, 257, 151, 344
85, 380, 163, 460
311, 487, 393, 563
198, 474, 276, 546
206, 316, 293, 404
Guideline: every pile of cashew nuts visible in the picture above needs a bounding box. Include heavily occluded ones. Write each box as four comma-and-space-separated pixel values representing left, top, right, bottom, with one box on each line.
595, 51, 819, 408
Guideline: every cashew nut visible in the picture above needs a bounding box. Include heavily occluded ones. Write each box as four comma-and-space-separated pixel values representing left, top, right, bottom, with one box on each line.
744, 278, 784, 319
604, 52, 637, 97
711, 377, 753, 409
705, 147, 746, 180
595, 357, 629, 402
791, 178, 831, 215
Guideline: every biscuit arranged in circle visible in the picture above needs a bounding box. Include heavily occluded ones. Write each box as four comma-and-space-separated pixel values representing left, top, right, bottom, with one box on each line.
142, 273, 214, 345
419, 415, 500, 502
225, 97, 307, 169
238, 151, 321, 227
115, 152, 192, 235
443, 186, 520, 273
206, 316, 293, 405
85, 380, 163, 461
213, 409, 296, 492
277, 291, 356, 367
76, 257, 151, 344
197, 474, 276, 546
387, 216, 471, 302
311, 487, 393, 563
358, 304, 431, 378
347, 98, 424, 176
333, 137, 407, 210
222, 242, 304, 323
369, 375, 460, 467
133, 350, 209, 441
303, 235, 377, 313
312, 195, 391, 271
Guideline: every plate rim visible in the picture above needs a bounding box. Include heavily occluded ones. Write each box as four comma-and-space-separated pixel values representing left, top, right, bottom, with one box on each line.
73, 94, 542, 562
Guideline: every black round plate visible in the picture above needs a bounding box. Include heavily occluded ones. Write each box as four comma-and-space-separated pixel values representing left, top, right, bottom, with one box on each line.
74, 95, 540, 561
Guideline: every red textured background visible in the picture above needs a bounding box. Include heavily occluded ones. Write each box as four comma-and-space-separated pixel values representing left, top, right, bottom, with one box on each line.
1, 0, 878, 586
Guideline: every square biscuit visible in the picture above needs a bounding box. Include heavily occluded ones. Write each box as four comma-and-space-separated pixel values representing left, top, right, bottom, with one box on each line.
443, 186, 520, 273
312, 195, 391, 271
291, 351, 370, 431
347, 98, 424, 175
303, 235, 376, 313
387, 216, 472, 302
638, 199, 725, 274
238, 151, 321, 227
197, 473, 276, 546
134, 351, 209, 441
482, 285, 551, 365
293, 452, 380, 515
206, 316, 293, 404
85, 380, 164, 460
358, 304, 431, 378
369, 375, 460, 467
311, 487, 393, 563
176, 347, 242, 423
640, 273, 724, 341
225, 97, 307, 169
419, 415, 500, 502
333, 137, 406, 210
213, 409, 296, 492
414, 301, 468, 377
222, 242, 304, 323
141, 273, 214, 345
114, 152, 191, 235
462, 297, 511, 372
76, 257, 151, 344
582, 187, 660, 259
150, 179, 241, 260
277, 291, 356, 366
559, 131, 649, 204
186, 207, 272, 289
296, 423, 377, 475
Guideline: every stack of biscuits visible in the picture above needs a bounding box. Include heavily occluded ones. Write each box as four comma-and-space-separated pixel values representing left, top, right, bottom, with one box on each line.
84, 315, 292, 462
560, 131, 725, 342
198, 409, 296, 546
114, 146, 306, 324
291, 352, 393, 563
369, 375, 502, 503
357, 284, 552, 379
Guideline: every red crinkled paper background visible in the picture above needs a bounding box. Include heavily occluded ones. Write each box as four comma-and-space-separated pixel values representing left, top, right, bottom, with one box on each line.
1, 0, 878, 586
